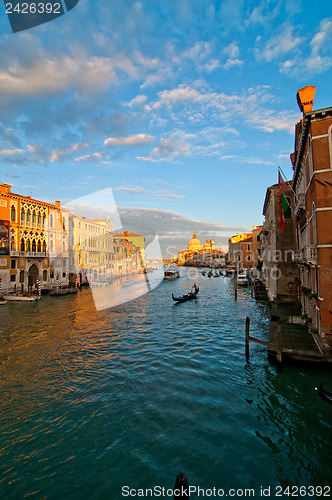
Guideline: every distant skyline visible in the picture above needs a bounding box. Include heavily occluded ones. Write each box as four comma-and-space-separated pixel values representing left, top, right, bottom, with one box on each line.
1, 1, 331, 255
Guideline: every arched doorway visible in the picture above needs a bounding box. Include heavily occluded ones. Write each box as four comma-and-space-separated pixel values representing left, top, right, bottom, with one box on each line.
28, 264, 38, 288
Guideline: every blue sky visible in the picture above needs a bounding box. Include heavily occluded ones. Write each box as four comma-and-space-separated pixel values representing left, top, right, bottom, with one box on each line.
0, 0, 331, 255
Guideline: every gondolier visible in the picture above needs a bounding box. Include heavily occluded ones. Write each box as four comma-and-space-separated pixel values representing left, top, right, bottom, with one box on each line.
172, 284, 199, 303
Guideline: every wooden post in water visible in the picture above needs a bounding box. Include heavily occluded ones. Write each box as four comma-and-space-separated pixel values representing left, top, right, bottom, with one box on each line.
276, 325, 283, 369
245, 316, 250, 360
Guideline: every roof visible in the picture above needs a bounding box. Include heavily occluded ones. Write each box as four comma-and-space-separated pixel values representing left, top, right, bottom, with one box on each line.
114, 231, 143, 238
0, 189, 58, 208
292, 106, 332, 190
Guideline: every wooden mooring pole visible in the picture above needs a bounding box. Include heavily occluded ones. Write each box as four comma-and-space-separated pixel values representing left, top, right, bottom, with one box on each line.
245, 316, 250, 360
245, 316, 282, 368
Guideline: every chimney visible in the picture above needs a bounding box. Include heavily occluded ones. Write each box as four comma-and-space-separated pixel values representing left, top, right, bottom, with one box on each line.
55, 200, 60, 208
296, 85, 316, 114
0, 183, 12, 194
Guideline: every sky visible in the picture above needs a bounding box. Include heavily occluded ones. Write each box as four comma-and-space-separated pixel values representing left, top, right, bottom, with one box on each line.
0, 0, 331, 256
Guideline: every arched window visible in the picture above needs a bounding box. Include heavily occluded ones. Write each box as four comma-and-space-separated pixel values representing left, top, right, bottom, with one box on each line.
21, 209, 25, 223
21, 238, 25, 251
37, 213, 41, 225
42, 240, 46, 252
49, 213, 53, 228
26, 210, 30, 223
32, 239, 36, 252
32, 211, 36, 224
26, 239, 31, 252
11, 205, 16, 222
37, 240, 41, 252
10, 236, 15, 251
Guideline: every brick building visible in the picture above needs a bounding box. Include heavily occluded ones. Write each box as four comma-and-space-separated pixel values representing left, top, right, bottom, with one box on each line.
291, 86, 332, 335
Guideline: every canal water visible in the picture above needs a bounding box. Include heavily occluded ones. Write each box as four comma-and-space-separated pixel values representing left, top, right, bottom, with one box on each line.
0, 268, 331, 499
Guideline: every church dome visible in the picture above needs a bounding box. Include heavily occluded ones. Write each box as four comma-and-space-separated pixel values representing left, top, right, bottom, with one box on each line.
203, 238, 211, 249
188, 232, 202, 251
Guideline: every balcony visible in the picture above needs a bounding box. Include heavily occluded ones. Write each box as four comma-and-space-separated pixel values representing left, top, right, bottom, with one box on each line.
293, 246, 317, 265
12, 251, 47, 258
293, 250, 303, 263
294, 193, 306, 220
307, 245, 317, 265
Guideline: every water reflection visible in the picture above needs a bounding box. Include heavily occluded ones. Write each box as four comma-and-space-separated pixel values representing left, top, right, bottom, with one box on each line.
0, 269, 331, 499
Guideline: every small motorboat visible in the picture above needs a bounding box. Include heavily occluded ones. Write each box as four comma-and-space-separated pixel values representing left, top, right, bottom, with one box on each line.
164, 270, 180, 280
237, 271, 249, 286
316, 382, 332, 404
172, 284, 199, 303
2, 292, 40, 302
0, 297, 7, 305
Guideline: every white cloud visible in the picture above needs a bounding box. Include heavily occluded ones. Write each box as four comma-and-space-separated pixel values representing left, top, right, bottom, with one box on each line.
149, 84, 297, 134
0, 56, 119, 97
50, 142, 90, 162
0, 148, 24, 156
254, 26, 302, 62
137, 137, 191, 162
103, 134, 153, 147
75, 152, 103, 162
223, 42, 244, 69
127, 94, 148, 107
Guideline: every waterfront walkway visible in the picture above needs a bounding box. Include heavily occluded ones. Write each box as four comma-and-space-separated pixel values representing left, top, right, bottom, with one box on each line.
268, 304, 332, 365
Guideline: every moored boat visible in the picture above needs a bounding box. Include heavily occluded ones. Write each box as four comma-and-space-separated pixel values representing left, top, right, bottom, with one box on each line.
317, 382, 332, 404
164, 270, 180, 280
172, 284, 199, 302
3, 292, 40, 302
237, 271, 249, 286
0, 297, 7, 305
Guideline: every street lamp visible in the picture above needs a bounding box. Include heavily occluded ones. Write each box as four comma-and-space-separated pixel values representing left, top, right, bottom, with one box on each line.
288, 280, 293, 303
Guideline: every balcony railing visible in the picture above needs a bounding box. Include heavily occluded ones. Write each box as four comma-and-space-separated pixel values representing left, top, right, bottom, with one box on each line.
293, 246, 317, 265
11, 251, 47, 257
294, 193, 306, 220
308, 245, 317, 265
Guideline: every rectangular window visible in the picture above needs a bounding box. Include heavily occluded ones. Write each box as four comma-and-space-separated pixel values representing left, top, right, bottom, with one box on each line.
62, 272, 66, 278
10, 259, 16, 269
10, 274, 16, 282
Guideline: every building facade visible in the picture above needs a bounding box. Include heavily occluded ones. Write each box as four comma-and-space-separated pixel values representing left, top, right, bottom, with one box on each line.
228, 232, 253, 269
291, 85, 332, 335
178, 233, 226, 267
0, 182, 69, 292
68, 214, 113, 284
260, 183, 298, 303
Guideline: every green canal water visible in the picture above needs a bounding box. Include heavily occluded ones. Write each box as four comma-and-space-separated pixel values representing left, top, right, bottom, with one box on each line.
0, 269, 331, 499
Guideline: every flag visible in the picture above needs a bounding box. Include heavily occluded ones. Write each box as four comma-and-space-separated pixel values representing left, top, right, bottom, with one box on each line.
278, 169, 290, 230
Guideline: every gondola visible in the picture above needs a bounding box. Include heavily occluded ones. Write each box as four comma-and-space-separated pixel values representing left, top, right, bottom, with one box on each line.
172, 285, 199, 303
317, 382, 332, 404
